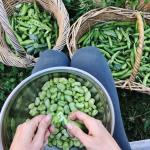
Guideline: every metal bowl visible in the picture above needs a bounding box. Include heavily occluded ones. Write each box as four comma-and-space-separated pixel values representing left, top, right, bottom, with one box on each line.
0, 67, 115, 150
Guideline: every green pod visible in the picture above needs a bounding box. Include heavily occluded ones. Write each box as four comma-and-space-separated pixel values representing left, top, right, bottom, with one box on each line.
50, 87, 57, 93
84, 102, 89, 109
73, 140, 81, 147
72, 82, 81, 87
64, 105, 70, 114
69, 102, 77, 112
63, 142, 69, 150
46, 91, 51, 98
58, 101, 66, 107
28, 8, 34, 16
34, 0, 40, 14
112, 68, 129, 77
39, 91, 46, 100
109, 51, 121, 65
57, 83, 65, 91
85, 91, 91, 101
60, 94, 65, 101
68, 78, 75, 83
29, 107, 38, 116
76, 103, 84, 109
92, 110, 98, 117
61, 129, 69, 137
121, 63, 127, 70
44, 99, 50, 108
53, 77, 59, 83
52, 140, 57, 146
64, 90, 73, 96
46, 35, 51, 49
78, 96, 84, 102
82, 86, 88, 93
21, 34, 27, 40
37, 104, 46, 111
29, 26, 37, 34
5, 33, 11, 45
143, 73, 150, 86
89, 98, 95, 105
95, 94, 100, 101
69, 140, 74, 147
14, 32, 22, 43
57, 106, 64, 113
56, 133, 62, 139
90, 87, 97, 94
57, 140, 63, 147
41, 111, 46, 115
65, 95, 73, 102
49, 104, 57, 112
84, 81, 92, 88
73, 86, 84, 94
59, 78, 68, 84
20, 3, 28, 16
119, 70, 132, 80
28, 103, 35, 109
111, 45, 128, 52
35, 97, 40, 106
20, 40, 34, 46
51, 93, 57, 100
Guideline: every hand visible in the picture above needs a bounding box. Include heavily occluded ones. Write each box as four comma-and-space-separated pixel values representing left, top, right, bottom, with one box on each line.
66, 111, 120, 150
10, 115, 54, 150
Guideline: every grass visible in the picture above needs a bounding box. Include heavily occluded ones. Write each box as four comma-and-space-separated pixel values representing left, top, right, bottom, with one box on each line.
0, 63, 150, 141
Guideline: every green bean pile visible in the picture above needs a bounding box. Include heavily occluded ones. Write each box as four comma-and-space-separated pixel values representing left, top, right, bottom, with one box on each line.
136, 24, 150, 87
5, 2, 58, 56
78, 21, 138, 81
28, 77, 104, 149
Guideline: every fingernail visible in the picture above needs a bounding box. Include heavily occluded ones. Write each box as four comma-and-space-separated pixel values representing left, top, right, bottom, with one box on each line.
66, 123, 73, 130
45, 114, 51, 121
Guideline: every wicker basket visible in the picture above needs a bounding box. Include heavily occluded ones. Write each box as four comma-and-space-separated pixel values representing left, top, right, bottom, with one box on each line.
66, 7, 150, 94
0, 0, 70, 68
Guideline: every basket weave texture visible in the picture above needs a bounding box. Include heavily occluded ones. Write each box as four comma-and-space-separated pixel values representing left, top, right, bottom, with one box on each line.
66, 7, 150, 95
0, 0, 70, 68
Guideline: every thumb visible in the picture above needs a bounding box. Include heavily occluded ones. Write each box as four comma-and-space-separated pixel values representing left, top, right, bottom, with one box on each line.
66, 123, 89, 145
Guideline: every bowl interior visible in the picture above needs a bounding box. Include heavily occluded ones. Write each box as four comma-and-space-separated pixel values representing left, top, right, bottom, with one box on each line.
1, 68, 114, 150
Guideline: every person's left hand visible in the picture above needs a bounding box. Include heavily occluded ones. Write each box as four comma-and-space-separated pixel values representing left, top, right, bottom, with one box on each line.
10, 115, 54, 150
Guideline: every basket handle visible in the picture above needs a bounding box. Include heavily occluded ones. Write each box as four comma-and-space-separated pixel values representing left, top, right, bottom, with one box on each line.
0, 0, 26, 57
129, 12, 144, 82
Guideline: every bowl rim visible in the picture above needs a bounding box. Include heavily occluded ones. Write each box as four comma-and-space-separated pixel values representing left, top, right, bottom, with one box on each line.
0, 67, 115, 149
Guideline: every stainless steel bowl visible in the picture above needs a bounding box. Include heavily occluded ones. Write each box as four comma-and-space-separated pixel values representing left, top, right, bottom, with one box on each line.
0, 67, 115, 150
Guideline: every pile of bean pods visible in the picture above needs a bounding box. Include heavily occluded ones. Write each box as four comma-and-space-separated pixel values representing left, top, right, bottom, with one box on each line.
28, 77, 104, 149
135, 23, 150, 87
5, 1, 58, 56
78, 21, 138, 81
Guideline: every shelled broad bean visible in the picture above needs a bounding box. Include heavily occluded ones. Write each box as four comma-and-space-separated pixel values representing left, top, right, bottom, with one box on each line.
28, 77, 104, 149
5, 1, 58, 56
78, 21, 138, 80
135, 23, 150, 87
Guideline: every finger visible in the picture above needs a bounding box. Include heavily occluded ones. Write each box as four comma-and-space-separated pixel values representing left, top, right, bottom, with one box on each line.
44, 130, 51, 143
32, 115, 51, 149
28, 115, 45, 130
15, 115, 45, 143
66, 123, 90, 146
69, 111, 96, 129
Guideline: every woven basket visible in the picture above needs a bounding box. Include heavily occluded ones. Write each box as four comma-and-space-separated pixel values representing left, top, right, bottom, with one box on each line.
66, 7, 148, 94
0, 0, 70, 68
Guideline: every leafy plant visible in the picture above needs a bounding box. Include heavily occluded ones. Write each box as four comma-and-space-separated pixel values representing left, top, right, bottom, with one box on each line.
0, 63, 31, 109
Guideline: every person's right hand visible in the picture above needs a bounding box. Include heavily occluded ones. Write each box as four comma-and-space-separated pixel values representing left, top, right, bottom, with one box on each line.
66, 111, 121, 150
